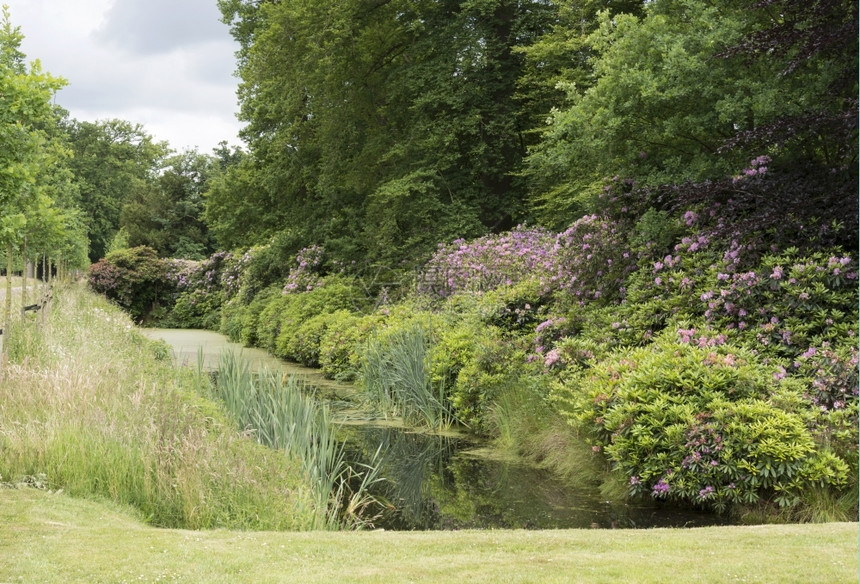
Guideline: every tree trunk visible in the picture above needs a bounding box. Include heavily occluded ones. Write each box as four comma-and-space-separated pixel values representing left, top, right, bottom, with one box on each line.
41, 252, 47, 328
2, 242, 12, 374
21, 238, 27, 318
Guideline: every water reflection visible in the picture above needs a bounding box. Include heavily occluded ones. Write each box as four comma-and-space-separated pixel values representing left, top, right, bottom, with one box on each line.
144, 328, 732, 531
338, 425, 730, 531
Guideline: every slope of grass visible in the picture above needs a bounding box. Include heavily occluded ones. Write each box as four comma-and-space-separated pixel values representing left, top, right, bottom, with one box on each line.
0, 284, 316, 530
0, 488, 856, 584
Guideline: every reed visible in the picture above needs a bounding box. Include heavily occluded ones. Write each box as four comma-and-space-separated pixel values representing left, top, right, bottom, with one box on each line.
211, 351, 382, 529
359, 322, 453, 429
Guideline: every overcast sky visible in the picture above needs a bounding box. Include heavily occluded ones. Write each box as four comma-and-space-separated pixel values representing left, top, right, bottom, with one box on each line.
4, 0, 244, 154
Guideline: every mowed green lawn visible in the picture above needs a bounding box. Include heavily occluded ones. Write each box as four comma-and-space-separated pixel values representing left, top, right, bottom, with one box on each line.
0, 488, 855, 583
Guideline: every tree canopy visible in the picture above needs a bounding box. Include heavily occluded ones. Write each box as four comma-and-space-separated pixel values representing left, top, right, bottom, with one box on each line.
213, 0, 856, 266
60, 117, 169, 262
215, 0, 560, 268
525, 0, 857, 224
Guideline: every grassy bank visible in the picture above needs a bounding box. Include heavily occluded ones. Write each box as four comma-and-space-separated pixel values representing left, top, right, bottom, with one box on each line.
0, 284, 317, 529
1, 488, 856, 583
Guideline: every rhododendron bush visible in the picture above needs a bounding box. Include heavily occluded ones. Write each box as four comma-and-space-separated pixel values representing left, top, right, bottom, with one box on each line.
89, 167, 857, 518
409, 172, 857, 514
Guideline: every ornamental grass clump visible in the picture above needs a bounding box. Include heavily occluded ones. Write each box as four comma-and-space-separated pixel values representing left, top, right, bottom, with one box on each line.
359, 321, 454, 429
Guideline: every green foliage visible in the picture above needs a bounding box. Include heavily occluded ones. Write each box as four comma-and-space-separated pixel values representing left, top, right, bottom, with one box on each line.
526, 0, 858, 220
251, 276, 365, 361
359, 319, 452, 429
120, 150, 216, 260
318, 311, 384, 381
554, 334, 851, 513
168, 287, 222, 330
287, 312, 339, 368
61, 118, 168, 262
212, 352, 381, 529
87, 246, 169, 322
447, 331, 529, 433
219, 284, 280, 345
107, 226, 130, 254
215, 0, 559, 268
629, 208, 683, 259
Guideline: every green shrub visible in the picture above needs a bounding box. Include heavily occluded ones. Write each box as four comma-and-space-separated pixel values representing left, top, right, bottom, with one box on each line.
232, 284, 281, 346
287, 312, 339, 367
554, 333, 851, 513
256, 292, 292, 353
273, 276, 365, 361
473, 278, 550, 333
168, 288, 223, 329
450, 333, 530, 433
318, 312, 384, 381
219, 296, 244, 342
87, 246, 170, 322
428, 319, 530, 432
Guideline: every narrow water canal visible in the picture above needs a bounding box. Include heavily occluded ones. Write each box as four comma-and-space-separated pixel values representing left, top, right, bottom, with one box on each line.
142, 328, 732, 530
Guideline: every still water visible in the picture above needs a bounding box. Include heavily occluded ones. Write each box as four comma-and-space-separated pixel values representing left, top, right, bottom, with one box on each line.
142, 328, 731, 530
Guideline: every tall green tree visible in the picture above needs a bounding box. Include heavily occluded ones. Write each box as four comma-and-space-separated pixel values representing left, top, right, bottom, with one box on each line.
524, 0, 857, 225
216, 0, 557, 268
121, 149, 216, 259
61, 117, 168, 262
0, 5, 66, 366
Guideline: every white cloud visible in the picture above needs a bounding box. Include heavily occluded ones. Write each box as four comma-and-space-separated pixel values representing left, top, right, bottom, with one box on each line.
93, 0, 229, 55
3, 0, 243, 153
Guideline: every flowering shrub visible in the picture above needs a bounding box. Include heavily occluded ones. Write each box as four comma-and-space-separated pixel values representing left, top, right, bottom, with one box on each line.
699, 249, 858, 359
88, 246, 169, 322
163, 251, 242, 329
164, 258, 198, 290
418, 226, 557, 298
794, 346, 859, 413
419, 216, 638, 307
553, 214, 638, 305
283, 245, 325, 294
554, 334, 850, 512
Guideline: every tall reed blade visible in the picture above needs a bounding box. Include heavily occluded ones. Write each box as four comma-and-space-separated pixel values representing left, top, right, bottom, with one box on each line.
213, 350, 381, 529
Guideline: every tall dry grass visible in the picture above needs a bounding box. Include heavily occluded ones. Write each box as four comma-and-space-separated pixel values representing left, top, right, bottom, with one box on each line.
0, 284, 316, 529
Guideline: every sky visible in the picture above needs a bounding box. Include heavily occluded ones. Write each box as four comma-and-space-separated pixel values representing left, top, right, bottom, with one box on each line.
3, 0, 245, 154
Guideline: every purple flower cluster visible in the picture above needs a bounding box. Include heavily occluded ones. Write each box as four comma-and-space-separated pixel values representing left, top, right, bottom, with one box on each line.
652, 480, 670, 496
419, 216, 637, 305
165, 258, 199, 289
681, 424, 724, 473
732, 155, 771, 183
283, 245, 325, 294
554, 214, 638, 304
418, 226, 557, 297
676, 327, 727, 348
